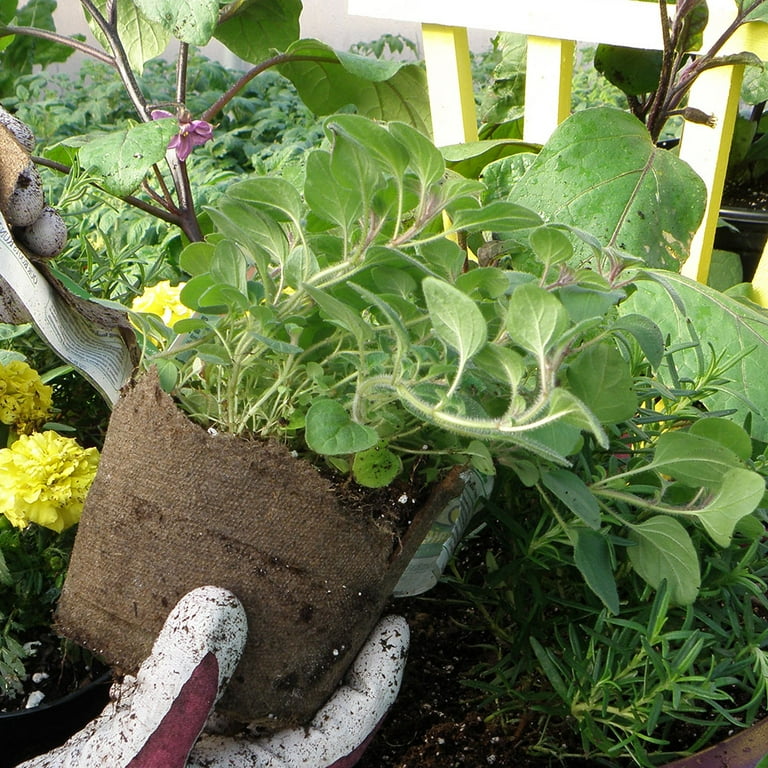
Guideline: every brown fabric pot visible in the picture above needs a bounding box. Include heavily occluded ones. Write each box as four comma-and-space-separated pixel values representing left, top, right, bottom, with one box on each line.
55, 369, 460, 728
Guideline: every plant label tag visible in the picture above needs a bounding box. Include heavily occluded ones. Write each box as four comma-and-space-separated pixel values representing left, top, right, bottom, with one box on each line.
393, 469, 494, 597
0, 209, 134, 405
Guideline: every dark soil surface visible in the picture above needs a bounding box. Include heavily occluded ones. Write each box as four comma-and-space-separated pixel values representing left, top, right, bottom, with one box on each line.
722, 176, 768, 211
0, 633, 107, 714
357, 586, 590, 768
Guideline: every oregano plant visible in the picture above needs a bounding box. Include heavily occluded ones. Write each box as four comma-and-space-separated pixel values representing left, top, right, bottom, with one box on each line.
125, 115, 766, 612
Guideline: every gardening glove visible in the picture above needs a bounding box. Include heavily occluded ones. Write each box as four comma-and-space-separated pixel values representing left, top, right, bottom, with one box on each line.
0, 104, 67, 260
16, 586, 408, 768
186, 612, 408, 768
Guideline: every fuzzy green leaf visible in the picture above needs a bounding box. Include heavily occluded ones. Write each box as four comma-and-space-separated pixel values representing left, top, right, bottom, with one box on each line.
423, 277, 487, 381
688, 418, 753, 460
303, 284, 372, 345
542, 469, 601, 529
628, 516, 701, 605
441, 138, 540, 179
567, 343, 637, 425
573, 528, 620, 614
304, 149, 363, 232
546, 388, 609, 447
352, 443, 402, 488
506, 283, 569, 358
690, 468, 765, 547
652, 431, 743, 489
389, 121, 446, 189
325, 114, 409, 179
227, 177, 304, 228
450, 201, 543, 233
529, 225, 573, 266
305, 399, 378, 456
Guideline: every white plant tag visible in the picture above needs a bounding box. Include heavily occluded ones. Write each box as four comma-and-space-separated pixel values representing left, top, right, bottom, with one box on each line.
0, 210, 134, 405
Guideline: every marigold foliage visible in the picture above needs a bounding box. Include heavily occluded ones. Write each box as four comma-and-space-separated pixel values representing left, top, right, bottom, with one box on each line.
0, 360, 53, 434
0, 431, 99, 532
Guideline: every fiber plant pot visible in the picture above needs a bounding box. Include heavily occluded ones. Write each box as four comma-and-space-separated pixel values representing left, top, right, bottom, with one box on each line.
0, 672, 111, 768
55, 369, 471, 731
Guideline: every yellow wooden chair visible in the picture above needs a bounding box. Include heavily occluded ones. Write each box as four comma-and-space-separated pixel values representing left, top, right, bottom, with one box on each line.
349, 0, 768, 301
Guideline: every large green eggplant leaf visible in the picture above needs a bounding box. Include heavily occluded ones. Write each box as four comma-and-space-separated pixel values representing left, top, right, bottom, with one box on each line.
594, 46, 663, 96
278, 39, 431, 134
215, 0, 301, 64
744, 0, 768, 23
78, 120, 178, 196
132, 0, 218, 46
85, 0, 170, 73
622, 269, 768, 441
507, 108, 707, 270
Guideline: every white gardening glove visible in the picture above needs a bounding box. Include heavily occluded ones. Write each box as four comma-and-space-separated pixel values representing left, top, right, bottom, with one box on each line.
0, 105, 67, 260
16, 587, 408, 768
187, 614, 409, 768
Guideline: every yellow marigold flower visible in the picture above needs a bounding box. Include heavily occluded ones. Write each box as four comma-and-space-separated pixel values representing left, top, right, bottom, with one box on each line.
0, 431, 99, 532
0, 360, 53, 434
131, 280, 192, 329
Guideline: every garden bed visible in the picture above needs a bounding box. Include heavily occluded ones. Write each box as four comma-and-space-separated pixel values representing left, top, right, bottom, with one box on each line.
358, 587, 582, 768
360, 525, 765, 768
359, 529, 592, 768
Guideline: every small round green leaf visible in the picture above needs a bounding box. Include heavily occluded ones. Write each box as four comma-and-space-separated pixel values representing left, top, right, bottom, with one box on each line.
352, 442, 402, 488
305, 400, 378, 456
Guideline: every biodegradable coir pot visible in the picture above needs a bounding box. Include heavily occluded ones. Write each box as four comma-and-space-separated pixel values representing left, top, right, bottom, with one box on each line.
55, 369, 462, 730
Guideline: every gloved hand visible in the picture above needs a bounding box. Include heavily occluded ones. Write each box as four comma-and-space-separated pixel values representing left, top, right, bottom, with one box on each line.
0, 105, 67, 259
16, 586, 408, 768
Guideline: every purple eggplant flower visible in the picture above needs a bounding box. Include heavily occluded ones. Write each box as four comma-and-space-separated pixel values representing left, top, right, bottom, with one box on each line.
151, 109, 214, 162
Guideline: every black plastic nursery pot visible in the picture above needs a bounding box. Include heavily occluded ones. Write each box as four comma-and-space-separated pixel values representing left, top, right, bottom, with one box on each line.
0, 672, 111, 768
715, 204, 768, 281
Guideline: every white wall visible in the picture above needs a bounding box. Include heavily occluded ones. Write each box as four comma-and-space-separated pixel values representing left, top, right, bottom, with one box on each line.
50, 0, 494, 69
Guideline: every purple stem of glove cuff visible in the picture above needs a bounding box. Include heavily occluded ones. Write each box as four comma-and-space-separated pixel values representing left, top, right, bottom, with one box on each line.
127, 652, 220, 768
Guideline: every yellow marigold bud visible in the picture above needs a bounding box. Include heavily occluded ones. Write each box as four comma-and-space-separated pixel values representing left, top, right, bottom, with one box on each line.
131, 280, 192, 329
0, 360, 53, 434
0, 431, 99, 532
